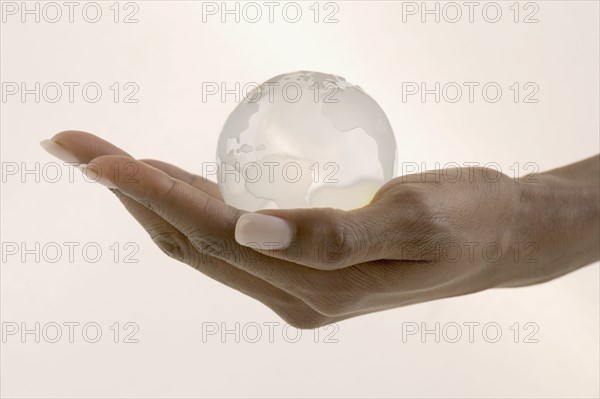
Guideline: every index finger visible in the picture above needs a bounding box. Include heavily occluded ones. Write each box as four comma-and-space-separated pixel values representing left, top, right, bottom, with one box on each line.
46, 130, 132, 163
85, 155, 319, 288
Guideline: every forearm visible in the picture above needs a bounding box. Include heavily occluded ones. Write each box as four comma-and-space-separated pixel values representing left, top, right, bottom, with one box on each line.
502, 155, 600, 287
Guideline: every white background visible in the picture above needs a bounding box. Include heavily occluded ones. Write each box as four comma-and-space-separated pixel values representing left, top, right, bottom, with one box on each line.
1, 1, 599, 398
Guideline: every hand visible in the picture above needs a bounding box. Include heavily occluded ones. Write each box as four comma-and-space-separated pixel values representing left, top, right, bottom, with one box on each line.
41, 131, 600, 328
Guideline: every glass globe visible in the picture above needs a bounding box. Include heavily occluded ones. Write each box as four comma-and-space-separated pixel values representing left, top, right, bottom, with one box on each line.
216, 71, 397, 211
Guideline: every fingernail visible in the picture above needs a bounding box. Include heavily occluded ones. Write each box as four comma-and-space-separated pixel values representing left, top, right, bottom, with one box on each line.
40, 139, 81, 164
235, 213, 293, 250
80, 164, 118, 189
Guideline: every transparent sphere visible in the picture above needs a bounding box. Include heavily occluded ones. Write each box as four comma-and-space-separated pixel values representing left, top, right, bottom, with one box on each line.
216, 71, 397, 211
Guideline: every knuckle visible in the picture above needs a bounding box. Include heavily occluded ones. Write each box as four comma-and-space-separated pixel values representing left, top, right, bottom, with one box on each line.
159, 178, 178, 205
386, 188, 452, 260
319, 217, 353, 269
180, 196, 239, 260
187, 230, 238, 262
189, 234, 224, 256
143, 178, 179, 216
151, 230, 189, 262
398, 188, 430, 216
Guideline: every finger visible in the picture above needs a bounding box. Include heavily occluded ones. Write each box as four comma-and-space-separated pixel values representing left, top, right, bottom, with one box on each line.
41, 131, 222, 198
85, 155, 274, 273
84, 155, 239, 240
42, 130, 132, 164
140, 159, 222, 200
85, 155, 352, 304
234, 202, 403, 270
109, 188, 330, 328
88, 155, 413, 319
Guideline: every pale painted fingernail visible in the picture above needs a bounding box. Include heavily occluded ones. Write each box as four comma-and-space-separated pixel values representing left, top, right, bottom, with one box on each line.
80, 164, 117, 189
40, 139, 81, 165
235, 213, 293, 250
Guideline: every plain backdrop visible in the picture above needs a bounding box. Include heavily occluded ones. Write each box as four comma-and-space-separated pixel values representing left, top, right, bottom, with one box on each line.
1, 1, 599, 398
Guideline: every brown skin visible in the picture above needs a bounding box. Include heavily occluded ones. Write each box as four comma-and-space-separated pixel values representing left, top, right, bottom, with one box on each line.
45, 131, 600, 329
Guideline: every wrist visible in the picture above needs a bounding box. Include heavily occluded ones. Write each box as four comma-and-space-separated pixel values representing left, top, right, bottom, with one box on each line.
500, 164, 599, 287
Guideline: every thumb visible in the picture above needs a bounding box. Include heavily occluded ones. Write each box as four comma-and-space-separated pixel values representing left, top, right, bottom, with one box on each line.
234, 204, 399, 270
